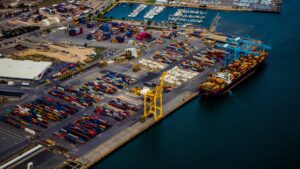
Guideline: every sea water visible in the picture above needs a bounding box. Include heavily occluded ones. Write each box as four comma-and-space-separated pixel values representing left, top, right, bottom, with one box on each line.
94, 1, 300, 168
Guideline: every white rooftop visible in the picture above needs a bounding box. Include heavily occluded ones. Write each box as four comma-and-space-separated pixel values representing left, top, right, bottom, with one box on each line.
156, 0, 168, 3
0, 58, 52, 80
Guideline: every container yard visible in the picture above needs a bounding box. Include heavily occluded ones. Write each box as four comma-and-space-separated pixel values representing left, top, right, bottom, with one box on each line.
0, 0, 275, 168
54, 114, 113, 144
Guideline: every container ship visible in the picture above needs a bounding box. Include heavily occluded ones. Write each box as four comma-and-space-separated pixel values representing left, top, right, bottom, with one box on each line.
199, 53, 267, 96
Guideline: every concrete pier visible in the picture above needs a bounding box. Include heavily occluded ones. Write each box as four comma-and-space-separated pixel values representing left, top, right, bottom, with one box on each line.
77, 91, 198, 168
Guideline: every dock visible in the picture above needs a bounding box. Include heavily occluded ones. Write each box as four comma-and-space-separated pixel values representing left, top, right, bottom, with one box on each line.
117, 0, 282, 13
78, 90, 198, 168
0, 0, 272, 167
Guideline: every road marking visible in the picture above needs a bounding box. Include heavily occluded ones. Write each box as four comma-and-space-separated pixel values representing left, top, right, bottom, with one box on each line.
0, 128, 25, 142
84, 73, 99, 81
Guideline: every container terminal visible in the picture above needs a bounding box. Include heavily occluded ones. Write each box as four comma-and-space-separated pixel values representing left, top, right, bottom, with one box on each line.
0, 0, 271, 168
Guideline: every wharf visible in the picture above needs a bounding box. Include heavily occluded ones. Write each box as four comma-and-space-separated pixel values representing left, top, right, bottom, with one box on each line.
72, 26, 217, 168
204, 33, 228, 43
77, 90, 198, 168
0, 9, 248, 167
75, 52, 218, 167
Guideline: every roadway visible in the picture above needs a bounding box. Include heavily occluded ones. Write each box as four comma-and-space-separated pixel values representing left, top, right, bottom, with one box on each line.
13, 150, 67, 169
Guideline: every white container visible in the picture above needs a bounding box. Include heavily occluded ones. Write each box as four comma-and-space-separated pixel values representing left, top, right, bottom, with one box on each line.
107, 60, 115, 64
24, 128, 36, 135
21, 82, 30, 86
7, 81, 14, 86
175, 81, 182, 86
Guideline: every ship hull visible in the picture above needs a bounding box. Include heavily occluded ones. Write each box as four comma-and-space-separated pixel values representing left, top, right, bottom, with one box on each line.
199, 60, 265, 97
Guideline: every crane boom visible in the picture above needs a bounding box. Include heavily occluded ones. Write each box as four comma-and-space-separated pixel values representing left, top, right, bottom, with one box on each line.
209, 13, 220, 32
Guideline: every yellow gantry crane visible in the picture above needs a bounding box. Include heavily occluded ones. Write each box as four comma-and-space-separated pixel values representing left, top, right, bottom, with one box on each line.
141, 72, 167, 122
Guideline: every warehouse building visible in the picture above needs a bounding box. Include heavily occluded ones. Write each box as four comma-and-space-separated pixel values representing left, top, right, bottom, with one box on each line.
0, 58, 52, 80
156, 0, 168, 4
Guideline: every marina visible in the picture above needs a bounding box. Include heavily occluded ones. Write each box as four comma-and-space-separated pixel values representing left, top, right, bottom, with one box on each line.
128, 4, 147, 18
144, 6, 165, 19
149, 0, 281, 13
106, 3, 218, 27
167, 9, 207, 24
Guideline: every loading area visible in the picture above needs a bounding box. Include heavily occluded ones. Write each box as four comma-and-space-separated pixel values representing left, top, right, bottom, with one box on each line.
0, 12, 270, 168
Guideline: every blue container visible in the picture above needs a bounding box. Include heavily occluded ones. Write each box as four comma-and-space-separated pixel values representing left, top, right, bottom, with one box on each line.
116, 36, 124, 43
101, 23, 110, 32
119, 26, 125, 32
87, 22, 95, 28
57, 7, 67, 13
171, 31, 177, 37
102, 33, 111, 40
69, 29, 77, 36
126, 31, 132, 38
111, 22, 119, 27
79, 18, 86, 24
37, 15, 44, 21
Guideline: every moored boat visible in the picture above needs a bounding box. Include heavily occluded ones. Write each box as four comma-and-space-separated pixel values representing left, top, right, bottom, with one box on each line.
199, 53, 268, 96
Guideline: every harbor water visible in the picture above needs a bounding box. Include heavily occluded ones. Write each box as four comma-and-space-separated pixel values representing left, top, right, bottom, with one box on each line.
94, 0, 300, 168
105, 3, 219, 27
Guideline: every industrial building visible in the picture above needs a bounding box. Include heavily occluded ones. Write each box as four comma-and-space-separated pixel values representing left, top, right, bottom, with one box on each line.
0, 58, 52, 80
156, 0, 168, 4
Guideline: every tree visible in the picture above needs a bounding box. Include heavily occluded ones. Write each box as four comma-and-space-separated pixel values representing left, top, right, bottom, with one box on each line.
18, 3, 28, 8
98, 13, 104, 18
0, 3, 5, 9
88, 13, 93, 20
146, 20, 152, 25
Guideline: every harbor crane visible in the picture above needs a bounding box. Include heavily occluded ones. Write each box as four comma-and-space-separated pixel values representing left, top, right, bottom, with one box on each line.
227, 37, 272, 52
216, 37, 271, 66
209, 13, 220, 33
216, 43, 244, 66
140, 72, 167, 122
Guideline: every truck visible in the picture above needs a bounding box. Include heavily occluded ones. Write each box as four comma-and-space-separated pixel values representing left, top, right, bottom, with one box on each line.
69, 27, 83, 36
